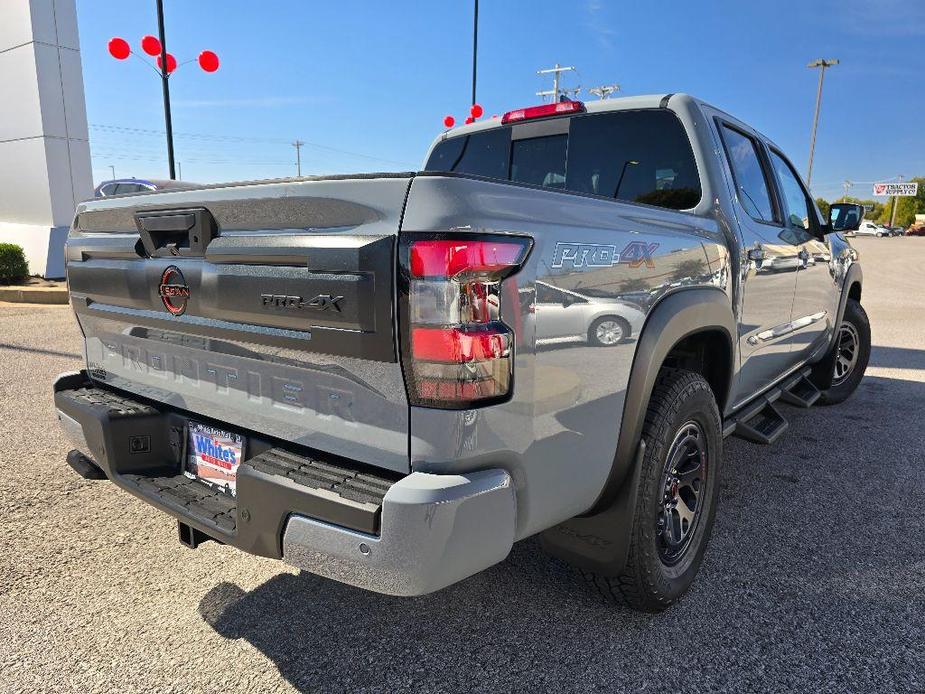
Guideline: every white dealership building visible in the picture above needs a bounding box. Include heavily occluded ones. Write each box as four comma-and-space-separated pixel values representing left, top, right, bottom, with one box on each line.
0, 0, 92, 277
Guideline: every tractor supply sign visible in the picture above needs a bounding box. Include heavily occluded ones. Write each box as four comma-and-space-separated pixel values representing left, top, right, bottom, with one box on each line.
872, 182, 918, 197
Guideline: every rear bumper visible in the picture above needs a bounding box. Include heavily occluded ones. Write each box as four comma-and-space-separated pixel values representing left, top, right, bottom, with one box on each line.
53, 371, 515, 596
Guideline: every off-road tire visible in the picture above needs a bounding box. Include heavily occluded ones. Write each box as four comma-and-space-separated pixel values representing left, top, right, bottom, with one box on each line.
582, 368, 722, 612
818, 298, 870, 405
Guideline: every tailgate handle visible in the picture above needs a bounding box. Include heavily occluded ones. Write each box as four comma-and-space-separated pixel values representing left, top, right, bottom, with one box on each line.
135, 208, 217, 258
138, 213, 195, 233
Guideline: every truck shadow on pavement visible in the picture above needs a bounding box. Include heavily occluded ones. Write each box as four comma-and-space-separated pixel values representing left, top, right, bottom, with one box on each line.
868, 344, 925, 370
197, 372, 925, 693
199, 539, 640, 692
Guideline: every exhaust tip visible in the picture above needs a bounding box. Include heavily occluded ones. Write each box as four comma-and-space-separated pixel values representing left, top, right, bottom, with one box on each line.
66, 449, 107, 480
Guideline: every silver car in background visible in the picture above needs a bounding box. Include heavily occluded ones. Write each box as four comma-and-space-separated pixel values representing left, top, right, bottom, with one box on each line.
535, 280, 645, 346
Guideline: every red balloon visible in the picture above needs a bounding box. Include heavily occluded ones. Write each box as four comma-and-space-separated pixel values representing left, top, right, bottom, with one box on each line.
443, 115, 455, 128
108, 37, 130, 60
156, 53, 177, 73
198, 50, 220, 73
470, 103, 484, 119
141, 35, 161, 57
464, 116, 474, 125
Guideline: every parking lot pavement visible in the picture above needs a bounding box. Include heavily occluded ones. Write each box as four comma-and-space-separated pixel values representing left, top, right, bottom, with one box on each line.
1, 237, 923, 694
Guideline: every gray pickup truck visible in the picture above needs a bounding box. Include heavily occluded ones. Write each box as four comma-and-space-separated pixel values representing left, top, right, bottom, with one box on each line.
53, 94, 868, 612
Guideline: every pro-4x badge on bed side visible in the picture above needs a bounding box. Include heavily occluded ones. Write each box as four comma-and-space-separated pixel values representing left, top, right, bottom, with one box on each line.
158, 265, 190, 316
551, 240, 659, 269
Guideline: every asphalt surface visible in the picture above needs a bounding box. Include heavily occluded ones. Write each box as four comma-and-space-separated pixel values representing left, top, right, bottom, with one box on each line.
1, 237, 923, 693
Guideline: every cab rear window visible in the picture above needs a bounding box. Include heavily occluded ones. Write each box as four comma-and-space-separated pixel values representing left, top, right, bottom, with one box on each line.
424, 109, 701, 211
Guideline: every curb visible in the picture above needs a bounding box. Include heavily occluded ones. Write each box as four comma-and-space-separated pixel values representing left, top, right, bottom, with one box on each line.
0, 285, 69, 304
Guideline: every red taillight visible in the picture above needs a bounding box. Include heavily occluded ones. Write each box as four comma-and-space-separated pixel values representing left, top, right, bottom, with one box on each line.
410, 239, 527, 279
501, 100, 585, 124
412, 327, 510, 363
401, 234, 531, 409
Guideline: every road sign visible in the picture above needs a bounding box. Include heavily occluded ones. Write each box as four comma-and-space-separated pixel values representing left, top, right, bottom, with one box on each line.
872, 182, 918, 197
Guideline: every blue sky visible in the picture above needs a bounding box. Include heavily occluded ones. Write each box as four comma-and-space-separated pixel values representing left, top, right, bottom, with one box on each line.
77, 0, 925, 201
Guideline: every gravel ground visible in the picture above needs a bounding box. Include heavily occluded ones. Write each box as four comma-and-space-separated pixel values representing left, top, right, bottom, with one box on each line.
1, 237, 923, 693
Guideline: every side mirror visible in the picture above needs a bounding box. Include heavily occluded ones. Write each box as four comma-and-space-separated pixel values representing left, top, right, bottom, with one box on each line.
829, 203, 864, 233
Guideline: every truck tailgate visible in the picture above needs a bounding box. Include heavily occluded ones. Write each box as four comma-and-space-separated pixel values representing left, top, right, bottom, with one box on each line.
66, 175, 412, 473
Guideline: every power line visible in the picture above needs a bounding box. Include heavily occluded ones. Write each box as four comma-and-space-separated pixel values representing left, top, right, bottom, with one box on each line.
88, 123, 416, 167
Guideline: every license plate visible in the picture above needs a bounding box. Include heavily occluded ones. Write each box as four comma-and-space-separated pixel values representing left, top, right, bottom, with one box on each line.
185, 422, 245, 496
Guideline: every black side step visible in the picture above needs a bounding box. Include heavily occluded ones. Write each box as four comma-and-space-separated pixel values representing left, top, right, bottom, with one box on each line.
726, 391, 789, 445
779, 370, 821, 408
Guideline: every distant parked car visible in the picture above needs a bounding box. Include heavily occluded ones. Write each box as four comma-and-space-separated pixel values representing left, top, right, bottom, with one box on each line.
93, 178, 200, 197
534, 281, 646, 346
906, 224, 925, 237
853, 220, 889, 237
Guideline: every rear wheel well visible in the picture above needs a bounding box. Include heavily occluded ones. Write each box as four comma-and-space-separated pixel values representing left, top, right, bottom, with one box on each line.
848, 282, 861, 302
661, 330, 731, 413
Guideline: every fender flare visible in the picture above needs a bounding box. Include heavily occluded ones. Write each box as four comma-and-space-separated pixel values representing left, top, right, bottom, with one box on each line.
594, 287, 736, 511
834, 262, 863, 337
539, 287, 736, 575
811, 262, 863, 390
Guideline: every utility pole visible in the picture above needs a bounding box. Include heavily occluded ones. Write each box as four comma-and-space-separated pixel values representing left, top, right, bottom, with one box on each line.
890, 175, 903, 227
471, 0, 478, 106
589, 84, 620, 100
842, 180, 852, 202
292, 140, 304, 177
109, 165, 116, 180
155, 0, 176, 180
806, 58, 838, 188
537, 64, 577, 102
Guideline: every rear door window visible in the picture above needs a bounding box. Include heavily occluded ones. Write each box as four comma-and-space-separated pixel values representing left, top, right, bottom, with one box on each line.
424, 109, 701, 211
719, 126, 777, 223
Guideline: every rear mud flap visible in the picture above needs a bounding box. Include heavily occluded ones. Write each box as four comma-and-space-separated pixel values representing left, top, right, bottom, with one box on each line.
538, 441, 646, 577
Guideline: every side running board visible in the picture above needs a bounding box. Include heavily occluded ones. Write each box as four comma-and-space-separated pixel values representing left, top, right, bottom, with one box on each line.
778, 371, 821, 408
723, 368, 819, 445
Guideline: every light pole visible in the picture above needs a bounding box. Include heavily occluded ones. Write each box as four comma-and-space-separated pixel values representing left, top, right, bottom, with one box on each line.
615, 160, 639, 197
806, 58, 838, 188
889, 175, 904, 227
471, 0, 478, 106
109, 165, 116, 180
107, 7, 220, 180
155, 0, 175, 179
589, 84, 620, 100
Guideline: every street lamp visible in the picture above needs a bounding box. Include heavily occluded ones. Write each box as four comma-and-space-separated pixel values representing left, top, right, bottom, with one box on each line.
806, 58, 838, 188
615, 160, 639, 197
107, 1, 220, 179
